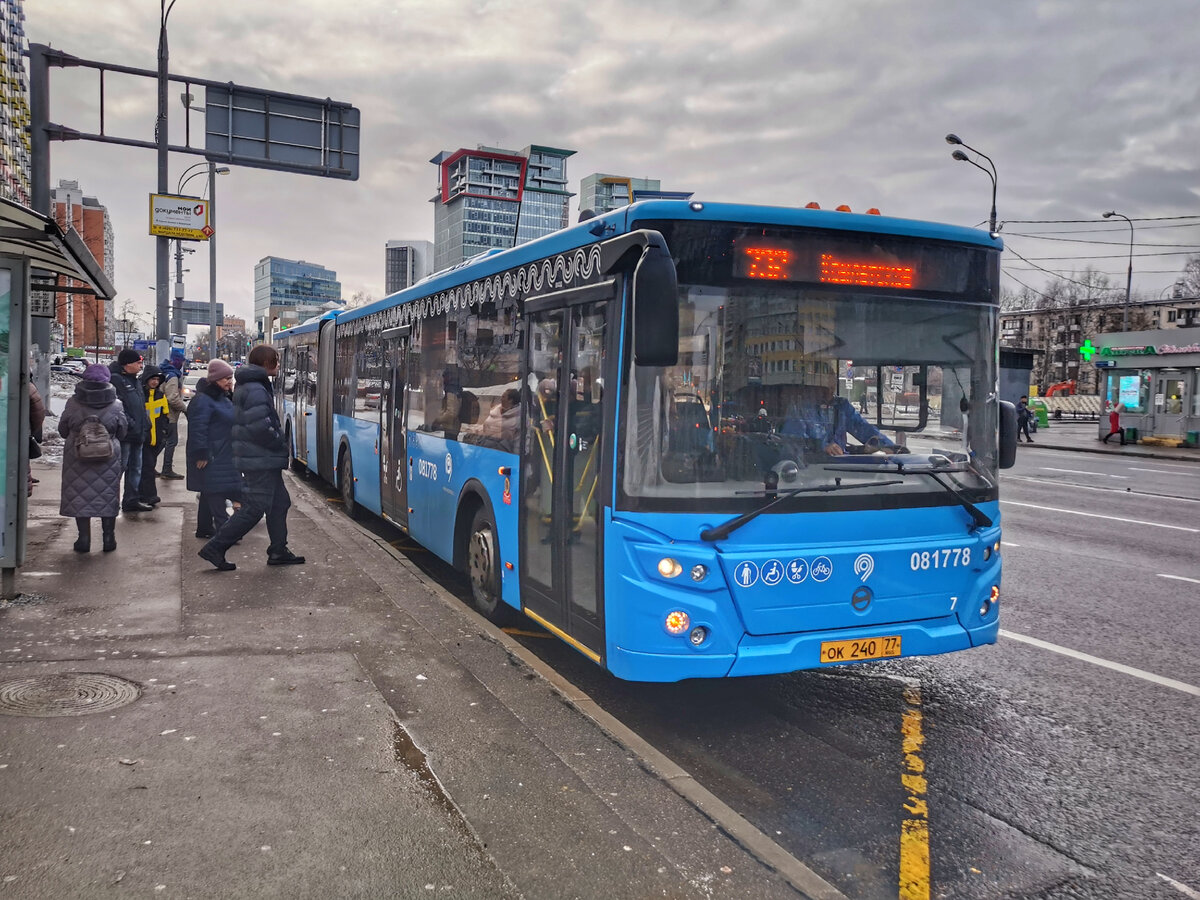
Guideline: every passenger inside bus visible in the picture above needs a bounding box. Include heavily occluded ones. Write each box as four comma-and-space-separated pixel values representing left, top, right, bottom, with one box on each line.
479, 388, 521, 452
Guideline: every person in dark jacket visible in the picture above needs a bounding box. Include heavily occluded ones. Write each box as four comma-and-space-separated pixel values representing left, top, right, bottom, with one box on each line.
28, 380, 46, 496
186, 359, 242, 539
58, 364, 128, 552
199, 345, 303, 571
109, 349, 153, 512
158, 348, 188, 478
138, 364, 170, 505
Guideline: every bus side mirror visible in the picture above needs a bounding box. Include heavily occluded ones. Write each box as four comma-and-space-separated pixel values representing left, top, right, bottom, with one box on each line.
632, 241, 679, 367
998, 400, 1018, 469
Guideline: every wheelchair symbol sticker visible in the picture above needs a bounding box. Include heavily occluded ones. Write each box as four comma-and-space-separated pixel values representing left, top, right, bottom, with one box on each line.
761, 559, 784, 586
735, 561, 760, 587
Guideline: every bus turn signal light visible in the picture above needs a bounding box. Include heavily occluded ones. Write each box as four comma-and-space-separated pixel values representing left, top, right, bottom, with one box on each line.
657, 558, 683, 578
665, 611, 690, 635
980, 585, 999, 617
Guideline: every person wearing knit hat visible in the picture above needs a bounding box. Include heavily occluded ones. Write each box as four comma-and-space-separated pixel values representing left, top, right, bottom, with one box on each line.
109, 349, 152, 512
207, 358, 234, 382
187, 359, 242, 540
58, 359, 128, 552
157, 350, 188, 478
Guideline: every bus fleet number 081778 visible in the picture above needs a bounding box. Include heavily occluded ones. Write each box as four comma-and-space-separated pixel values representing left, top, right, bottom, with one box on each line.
910, 548, 971, 570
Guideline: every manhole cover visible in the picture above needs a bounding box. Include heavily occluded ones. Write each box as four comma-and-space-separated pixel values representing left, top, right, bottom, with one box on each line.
0, 673, 141, 717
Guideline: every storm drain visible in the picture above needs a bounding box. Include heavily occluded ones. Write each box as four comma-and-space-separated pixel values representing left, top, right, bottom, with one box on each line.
0, 673, 141, 717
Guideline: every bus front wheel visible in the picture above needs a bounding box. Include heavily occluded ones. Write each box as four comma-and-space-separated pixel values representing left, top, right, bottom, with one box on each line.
467, 509, 511, 625
339, 451, 359, 520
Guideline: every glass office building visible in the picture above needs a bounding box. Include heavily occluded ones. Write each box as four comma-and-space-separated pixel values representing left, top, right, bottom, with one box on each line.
579, 173, 693, 215
430, 144, 575, 272
254, 256, 342, 338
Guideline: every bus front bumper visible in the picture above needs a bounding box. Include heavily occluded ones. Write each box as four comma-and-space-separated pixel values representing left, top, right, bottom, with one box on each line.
608, 614, 998, 682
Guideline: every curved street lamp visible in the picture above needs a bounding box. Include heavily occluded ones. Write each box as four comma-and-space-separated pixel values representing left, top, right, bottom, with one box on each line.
946, 134, 998, 235
1102, 211, 1134, 331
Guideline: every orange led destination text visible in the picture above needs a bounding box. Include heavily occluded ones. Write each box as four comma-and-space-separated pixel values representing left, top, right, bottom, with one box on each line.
820, 254, 914, 289
744, 247, 791, 279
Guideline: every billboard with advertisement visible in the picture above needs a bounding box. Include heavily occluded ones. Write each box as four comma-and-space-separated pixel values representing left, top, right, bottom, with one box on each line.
149, 194, 211, 241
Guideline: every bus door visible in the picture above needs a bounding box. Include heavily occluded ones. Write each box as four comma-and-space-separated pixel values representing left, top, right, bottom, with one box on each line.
380, 326, 411, 526
521, 292, 611, 661
293, 344, 311, 464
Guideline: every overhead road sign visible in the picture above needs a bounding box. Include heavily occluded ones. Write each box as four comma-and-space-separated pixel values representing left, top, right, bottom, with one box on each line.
149, 194, 210, 240
30, 45, 361, 182
205, 85, 360, 181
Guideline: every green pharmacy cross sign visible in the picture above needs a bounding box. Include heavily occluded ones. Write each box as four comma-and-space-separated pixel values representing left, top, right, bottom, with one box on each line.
1078, 339, 1097, 361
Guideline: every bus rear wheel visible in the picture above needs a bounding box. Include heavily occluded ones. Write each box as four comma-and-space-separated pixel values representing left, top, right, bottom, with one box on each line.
467, 509, 511, 625
339, 451, 359, 520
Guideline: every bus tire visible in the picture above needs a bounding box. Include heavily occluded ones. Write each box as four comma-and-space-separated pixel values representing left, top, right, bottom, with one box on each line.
339, 449, 359, 520
467, 508, 511, 625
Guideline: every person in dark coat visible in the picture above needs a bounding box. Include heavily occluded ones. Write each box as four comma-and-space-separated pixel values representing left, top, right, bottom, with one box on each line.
109, 349, 153, 512
158, 348, 188, 479
186, 359, 242, 539
58, 364, 128, 552
199, 345, 303, 571
28, 381, 46, 496
138, 364, 170, 506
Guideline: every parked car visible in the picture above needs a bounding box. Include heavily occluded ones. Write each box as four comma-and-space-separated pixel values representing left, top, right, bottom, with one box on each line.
181, 373, 204, 402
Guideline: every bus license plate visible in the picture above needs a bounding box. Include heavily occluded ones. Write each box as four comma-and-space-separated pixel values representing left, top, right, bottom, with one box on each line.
820, 635, 901, 664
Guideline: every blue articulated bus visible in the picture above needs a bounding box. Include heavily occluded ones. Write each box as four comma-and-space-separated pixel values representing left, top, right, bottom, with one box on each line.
274, 200, 1017, 682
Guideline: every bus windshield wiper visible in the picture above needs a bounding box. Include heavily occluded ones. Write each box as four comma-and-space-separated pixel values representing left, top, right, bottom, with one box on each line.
700, 479, 903, 542
825, 456, 992, 532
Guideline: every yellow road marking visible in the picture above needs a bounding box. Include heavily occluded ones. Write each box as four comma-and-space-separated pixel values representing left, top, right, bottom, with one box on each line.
899, 684, 930, 900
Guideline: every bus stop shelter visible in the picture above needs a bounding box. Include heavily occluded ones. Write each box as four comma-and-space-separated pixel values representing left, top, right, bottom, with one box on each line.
1091, 326, 1200, 445
1, 195, 115, 598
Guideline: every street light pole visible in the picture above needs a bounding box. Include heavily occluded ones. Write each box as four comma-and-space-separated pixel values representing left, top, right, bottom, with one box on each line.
175, 161, 229, 360
945, 134, 998, 235
208, 161, 219, 361
1102, 211, 1134, 331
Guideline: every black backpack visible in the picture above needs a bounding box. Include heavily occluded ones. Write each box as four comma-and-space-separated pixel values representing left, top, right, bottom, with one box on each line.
75, 416, 113, 461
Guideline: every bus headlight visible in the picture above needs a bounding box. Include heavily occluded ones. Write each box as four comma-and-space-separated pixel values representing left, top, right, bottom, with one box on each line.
665, 611, 690, 635
657, 558, 683, 579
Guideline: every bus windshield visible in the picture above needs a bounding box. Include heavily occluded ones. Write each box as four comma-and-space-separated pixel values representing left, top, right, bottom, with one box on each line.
619, 222, 999, 513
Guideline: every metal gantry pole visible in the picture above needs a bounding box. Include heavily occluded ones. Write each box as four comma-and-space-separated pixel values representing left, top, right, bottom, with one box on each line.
155, 1, 173, 363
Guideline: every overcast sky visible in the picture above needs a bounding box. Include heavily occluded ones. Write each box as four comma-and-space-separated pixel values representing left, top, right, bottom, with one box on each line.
25, 0, 1200, 330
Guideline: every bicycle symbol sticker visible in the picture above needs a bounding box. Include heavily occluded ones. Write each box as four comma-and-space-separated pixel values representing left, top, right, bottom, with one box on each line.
810, 556, 834, 582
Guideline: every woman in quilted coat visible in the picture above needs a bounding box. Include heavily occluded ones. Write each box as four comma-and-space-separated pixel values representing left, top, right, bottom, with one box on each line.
185, 359, 242, 539
58, 363, 128, 552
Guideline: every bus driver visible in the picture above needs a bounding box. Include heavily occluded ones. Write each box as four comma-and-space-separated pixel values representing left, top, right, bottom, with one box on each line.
780, 376, 898, 456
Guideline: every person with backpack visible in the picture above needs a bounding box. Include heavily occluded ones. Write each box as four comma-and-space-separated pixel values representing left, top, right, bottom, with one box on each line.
109, 349, 153, 512
58, 364, 128, 553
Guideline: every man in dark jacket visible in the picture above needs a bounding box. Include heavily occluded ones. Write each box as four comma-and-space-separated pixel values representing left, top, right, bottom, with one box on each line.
199, 344, 304, 571
109, 349, 154, 512
157, 348, 188, 478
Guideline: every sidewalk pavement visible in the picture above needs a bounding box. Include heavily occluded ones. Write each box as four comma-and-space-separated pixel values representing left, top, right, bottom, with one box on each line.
1017, 419, 1199, 462
2, 453, 835, 900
